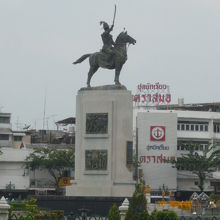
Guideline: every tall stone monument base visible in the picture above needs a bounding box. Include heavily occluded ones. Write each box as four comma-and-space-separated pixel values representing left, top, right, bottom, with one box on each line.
66, 85, 135, 197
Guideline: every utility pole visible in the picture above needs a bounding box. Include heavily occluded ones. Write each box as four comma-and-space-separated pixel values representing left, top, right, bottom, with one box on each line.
43, 90, 47, 130
135, 116, 139, 184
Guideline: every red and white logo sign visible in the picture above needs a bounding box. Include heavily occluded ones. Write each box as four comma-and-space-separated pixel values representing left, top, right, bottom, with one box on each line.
150, 126, 165, 141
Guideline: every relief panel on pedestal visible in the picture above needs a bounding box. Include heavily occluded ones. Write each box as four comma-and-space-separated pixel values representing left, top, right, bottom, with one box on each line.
86, 113, 108, 134
85, 150, 107, 170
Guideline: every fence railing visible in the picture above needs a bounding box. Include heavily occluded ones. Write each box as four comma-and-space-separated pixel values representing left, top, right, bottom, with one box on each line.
65, 215, 107, 220
8, 214, 220, 220
9, 213, 33, 220
8, 213, 108, 220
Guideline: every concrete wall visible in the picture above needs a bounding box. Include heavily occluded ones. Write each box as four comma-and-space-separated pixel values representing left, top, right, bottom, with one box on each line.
0, 148, 31, 190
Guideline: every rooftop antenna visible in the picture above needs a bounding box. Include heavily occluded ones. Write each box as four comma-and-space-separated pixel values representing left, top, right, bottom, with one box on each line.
43, 89, 47, 130
16, 117, 19, 130
0, 106, 4, 113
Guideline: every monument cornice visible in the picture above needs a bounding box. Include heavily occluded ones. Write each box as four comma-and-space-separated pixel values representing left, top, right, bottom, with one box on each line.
79, 84, 127, 91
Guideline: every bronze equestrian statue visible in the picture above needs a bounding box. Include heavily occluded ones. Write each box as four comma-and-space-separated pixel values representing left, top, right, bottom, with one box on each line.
73, 6, 136, 87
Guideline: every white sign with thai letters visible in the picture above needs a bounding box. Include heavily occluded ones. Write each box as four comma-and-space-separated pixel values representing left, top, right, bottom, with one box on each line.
137, 112, 177, 191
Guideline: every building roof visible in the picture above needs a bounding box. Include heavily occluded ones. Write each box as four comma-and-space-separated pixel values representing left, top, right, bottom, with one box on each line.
56, 117, 75, 125
0, 112, 11, 116
157, 102, 220, 112
0, 128, 12, 134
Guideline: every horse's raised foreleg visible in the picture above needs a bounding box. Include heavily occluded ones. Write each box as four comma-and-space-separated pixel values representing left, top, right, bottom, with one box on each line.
114, 65, 122, 85
87, 66, 99, 87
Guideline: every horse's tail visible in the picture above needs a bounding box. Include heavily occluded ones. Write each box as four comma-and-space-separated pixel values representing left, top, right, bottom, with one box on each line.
73, 54, 91, 64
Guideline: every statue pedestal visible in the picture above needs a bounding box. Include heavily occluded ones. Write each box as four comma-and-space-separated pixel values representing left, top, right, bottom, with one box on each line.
66, 86, 135, 197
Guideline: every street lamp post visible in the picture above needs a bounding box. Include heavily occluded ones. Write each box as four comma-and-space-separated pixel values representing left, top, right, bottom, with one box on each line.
159, 184, 168, 201
6, 181, 14, 200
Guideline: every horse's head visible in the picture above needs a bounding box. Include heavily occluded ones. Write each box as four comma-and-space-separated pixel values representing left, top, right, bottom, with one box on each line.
115, 31, 136, 46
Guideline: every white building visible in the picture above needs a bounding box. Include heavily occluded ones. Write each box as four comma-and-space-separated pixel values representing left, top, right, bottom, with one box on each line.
0, 145, 70, 197
0, 113, 12, 147
0, 112, 31, 149
0, 112, 73, 197
0, 146, 58, 197
134, 103, 220, 200
0, 147, 31, 195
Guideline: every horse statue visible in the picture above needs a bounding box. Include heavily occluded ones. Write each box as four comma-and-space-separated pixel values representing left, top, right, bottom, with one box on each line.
73, 31, 136, 87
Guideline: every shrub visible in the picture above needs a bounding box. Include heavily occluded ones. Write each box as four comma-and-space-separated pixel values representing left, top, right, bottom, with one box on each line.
210, 193, 216, 201
24, 198, 38, 217
150, 210, 177, 220
210, 193, 220, 202
9, 198, 64, 220
9, 200, 25, 211
48, 210, 64, 219
108, 203, 120, 220
9, 198, 39, 219
150, 209, 158, 220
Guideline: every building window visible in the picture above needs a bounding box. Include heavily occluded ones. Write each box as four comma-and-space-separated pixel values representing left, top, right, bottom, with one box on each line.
200, 125, 203, 131
181, 145, 185, 151
214, 123, 220, 133
63, 170, 71, 177
126, 141, 133, 165
14, 136, 23, 141
178, 166, 185, 171
177, 141, 209, 152
0, 134, 9, 140
177, 121, 208, 132
177, 124, 180, 130
0, 117, 10, 124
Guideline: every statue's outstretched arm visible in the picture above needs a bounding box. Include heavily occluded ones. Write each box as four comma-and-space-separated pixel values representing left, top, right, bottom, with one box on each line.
105, 25, 113, 34
110, 25, 114, 32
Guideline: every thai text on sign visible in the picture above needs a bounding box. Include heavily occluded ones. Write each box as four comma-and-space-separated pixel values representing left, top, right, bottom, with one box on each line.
146, 144, 169, 151
133, 83, 171, 106
139, 154, 175, 164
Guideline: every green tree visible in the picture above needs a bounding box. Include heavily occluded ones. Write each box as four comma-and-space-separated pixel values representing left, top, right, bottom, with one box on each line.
169, 144, 220, 191
108, 203, 120, 220
125, 182, 149, 220
25, 146, 75, 190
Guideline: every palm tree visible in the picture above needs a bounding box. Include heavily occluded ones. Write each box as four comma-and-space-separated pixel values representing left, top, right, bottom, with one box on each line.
170, 144, 220, 191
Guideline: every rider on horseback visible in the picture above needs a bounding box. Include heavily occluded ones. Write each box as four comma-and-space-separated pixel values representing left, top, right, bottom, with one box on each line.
100, 21, 115, 59
73, 4, 136, 87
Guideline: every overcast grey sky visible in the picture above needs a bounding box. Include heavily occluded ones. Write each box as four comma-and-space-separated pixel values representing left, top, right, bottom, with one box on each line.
0, 0, 220, 130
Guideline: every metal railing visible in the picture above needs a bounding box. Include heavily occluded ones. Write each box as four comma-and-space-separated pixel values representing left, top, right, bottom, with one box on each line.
9, 214, 107, 220
8, 215, 220, 220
